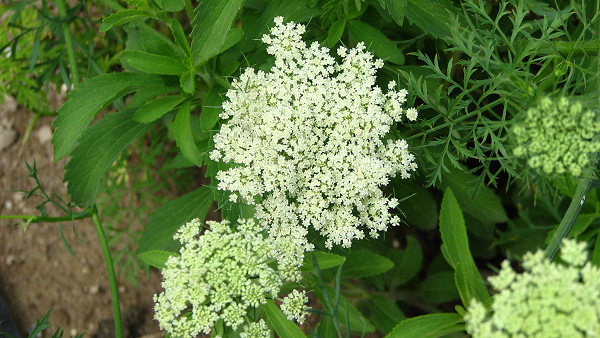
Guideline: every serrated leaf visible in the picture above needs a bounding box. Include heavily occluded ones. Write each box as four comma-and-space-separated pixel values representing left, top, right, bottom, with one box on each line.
388, 236, 422, 287
384, 0, 407, 26
191, 0, 244, 67
326, 18, 346, 47
369, 294, 406, 334
343, 249, 394, 279
173, 100, 203, 166
201, 85, 224, 131
52, 73, 163, 161
301, 252, 345, 272
133, 94, 186, 123
313, 286, 376, 333
385, 313, 464, 338
138, 250, 178, 269
263, 299, 307, 338
405, 0, 462, 40
439, 187, 490, 307
417, 271, 460, 304
347, 20, 404, 65
63, 109, 153, 206
122, 50, 188, 75
99, 9, 150, 32
136, 186, 214, 253
439, 165, 508, 224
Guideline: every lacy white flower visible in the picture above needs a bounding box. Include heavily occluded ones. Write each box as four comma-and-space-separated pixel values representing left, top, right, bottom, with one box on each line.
513, 96, 600, 177
281, 289, 309, 324
153, 218, 304, 337
210, 17, 417, 251
464, 238, 600, 337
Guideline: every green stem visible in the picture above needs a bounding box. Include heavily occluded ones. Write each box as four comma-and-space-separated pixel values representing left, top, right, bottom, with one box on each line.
21, 114, 40, 146
55, 0, 80, 85
184, 0, 194, 21
0, 209, 93, 222
544, 147, 598, 261
91, 207, 123, 338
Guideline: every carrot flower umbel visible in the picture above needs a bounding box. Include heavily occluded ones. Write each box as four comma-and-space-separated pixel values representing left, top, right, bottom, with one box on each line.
210, 17, 417, 253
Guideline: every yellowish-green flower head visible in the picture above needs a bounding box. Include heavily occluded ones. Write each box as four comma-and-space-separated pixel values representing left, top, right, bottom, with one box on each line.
153, 218, 306, 337
210, 17, 417, 253
513, 96, 600, 177
465, 239, 600, 338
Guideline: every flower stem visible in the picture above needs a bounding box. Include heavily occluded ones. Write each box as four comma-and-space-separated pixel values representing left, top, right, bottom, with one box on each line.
0, 210, 93, 222
91, 206, 123, 338
55, 0, 79, 86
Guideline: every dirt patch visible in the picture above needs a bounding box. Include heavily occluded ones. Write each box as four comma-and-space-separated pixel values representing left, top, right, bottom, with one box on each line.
0, 96, 165, 338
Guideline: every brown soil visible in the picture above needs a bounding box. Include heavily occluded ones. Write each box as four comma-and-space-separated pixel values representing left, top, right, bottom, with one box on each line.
0, 95, 165, 338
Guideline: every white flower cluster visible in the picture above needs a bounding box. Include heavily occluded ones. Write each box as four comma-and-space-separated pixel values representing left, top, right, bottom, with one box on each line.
465, 239, 600, 338
210, 17, 417, 251
153, 218, 307, 337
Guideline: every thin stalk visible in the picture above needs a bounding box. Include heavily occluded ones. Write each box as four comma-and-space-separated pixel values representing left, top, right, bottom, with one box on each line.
184, 0, 194, 22
91, 207, 123, 338
543, 165, 595, 261
55, 0, 79, 85
0, 209, 93, 222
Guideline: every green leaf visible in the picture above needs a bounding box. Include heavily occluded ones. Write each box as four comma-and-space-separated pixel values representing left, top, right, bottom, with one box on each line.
128, 83, 182, 108
162, 0, 184, 11
439, 187, 490, 307
417, 271, 460, 304
52, 73, 163, 161
439, 165, 508, 224
263, 300, 307, 338
138, 250, 178, 269
314, 315, 337, 338
343, 249, 394, 279
180, 70, 195, 94
398, 180, 438, 230
313, 286, 376, 333
246, 0, 322, 40
191, 0, 244, 67
326, 18, 346, 47
384, 0, 407, 26
301, 252, 345, 272
170, 18, 191, 56
388, 236, 423, 287
369, 294, 406, 334
63, 109, 153, 206
545, 213, 595, 243
405, 0, 463, 40
385, 313, 464, 338
220, 28, 244, 53
173, 100, 203, 166
201, 85, 224, 131
133, 94, 186, 123
122, 50, 188, 75
99, 9, 150, 32
137, 186, 214, 253
347, 20, 404, 65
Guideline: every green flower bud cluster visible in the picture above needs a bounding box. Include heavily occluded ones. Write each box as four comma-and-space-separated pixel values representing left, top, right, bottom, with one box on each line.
513, 96, 600, 177
153, 218, 307, 337
465, 239, 600, 337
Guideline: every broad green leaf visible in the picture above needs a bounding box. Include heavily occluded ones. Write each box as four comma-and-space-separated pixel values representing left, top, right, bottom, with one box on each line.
138, 24, 182, 59
326, 18, 346, 47
263, 300, 307, 338
388, 236, 423, 287
347, 20, 404, 65
439, 187, 490, 307
314, 315, 337, 338
384, 0, 407, 26
398, 180, 438, 230
63, 109, 152, 206
385, 313, 464, 338
220, 28, 244, 53
180, 70, 195, 94
343, 249, 394, 279
162, 0, 184, 11
128, 83, 181, 108
122, 50, 188, 75
405, 0, 463, 40
417, 271, 460, 304
369, 295, 406, 334
52, 73, 163, 161
301, 252, 345, 272
439, 165, 508, 224
545, 213, 595, 243
313, 286, 376, 333
99, 9, 150, 31
201, 85, 224, 131
173, 100, 203, 166
191, 0, 244, 67
133, 94, 186, 123
170, 18, 190, 56
136, 186, 214, 253
138, 250, 178, 269
246, 0, 321, 40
